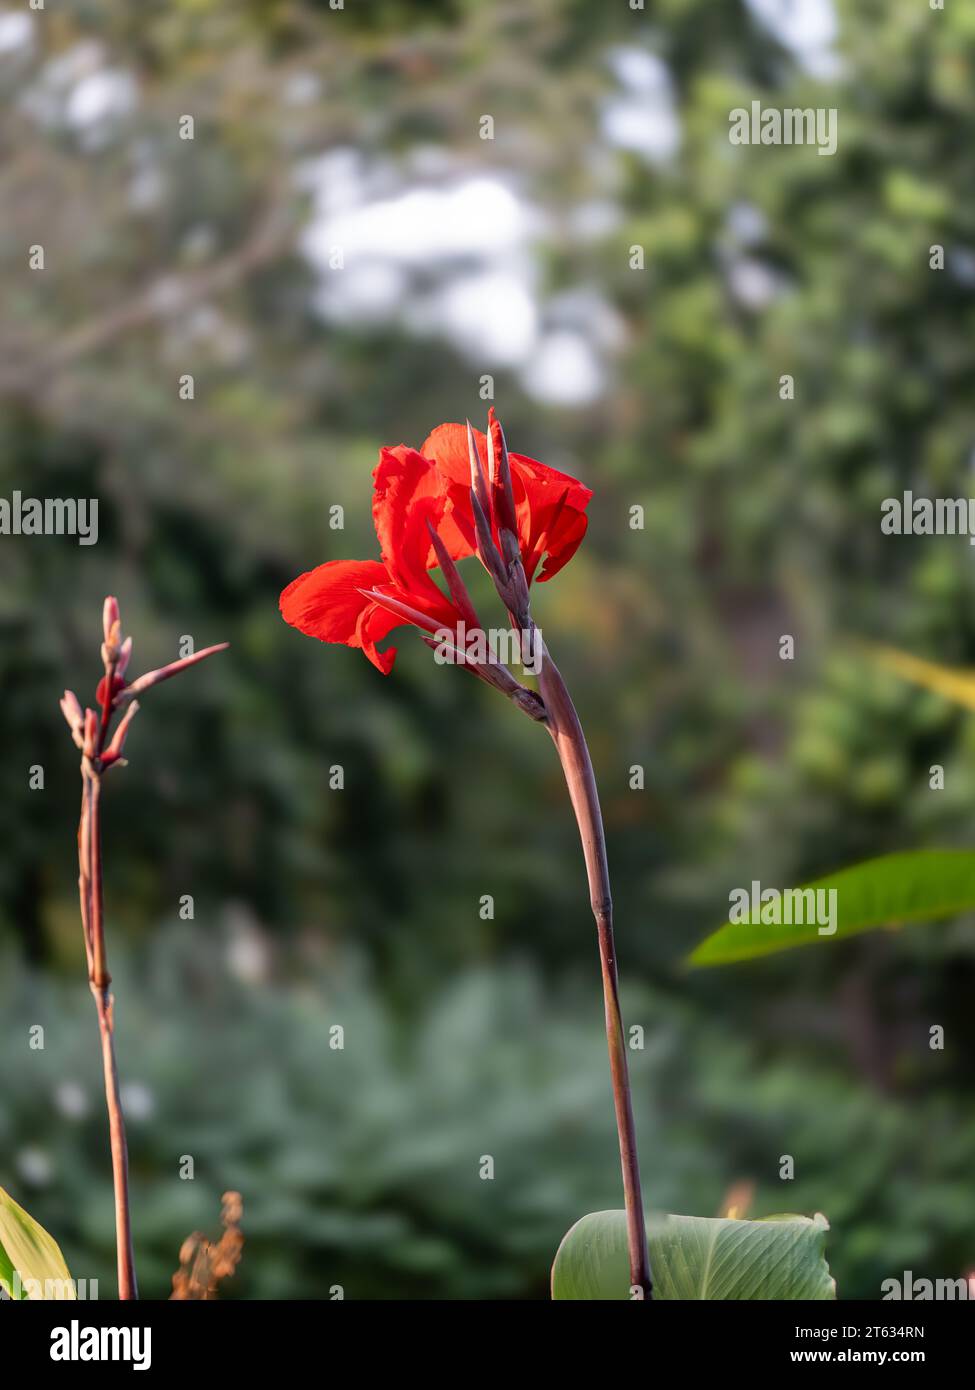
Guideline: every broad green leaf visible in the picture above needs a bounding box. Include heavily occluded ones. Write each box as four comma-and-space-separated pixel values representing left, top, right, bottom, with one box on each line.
0, 1184, 75, 1300
552, 1210, 835, 1300
870, 644, 975, 711
689, 849, 975, 967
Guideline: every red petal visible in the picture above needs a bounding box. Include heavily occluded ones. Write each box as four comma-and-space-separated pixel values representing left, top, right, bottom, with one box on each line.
420, 421, 516, 559
419, 422, 482, 487
535, 508, 589, 581
280, 559, 400, 673
510, 457, 592, 581
372, 445, 466, 588
420, 419, 592, 582
356, 600, 400, 675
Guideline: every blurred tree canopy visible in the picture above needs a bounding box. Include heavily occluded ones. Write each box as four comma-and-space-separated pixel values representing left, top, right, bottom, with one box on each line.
1, 0, 975, 1298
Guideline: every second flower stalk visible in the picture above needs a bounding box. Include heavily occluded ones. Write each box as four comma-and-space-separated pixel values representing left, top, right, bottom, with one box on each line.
361, 416, 654, 1297
61, 600, 228, 1299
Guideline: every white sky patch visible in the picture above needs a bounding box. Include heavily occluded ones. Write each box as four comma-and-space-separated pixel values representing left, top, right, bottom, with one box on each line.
726, 200, 769, 247
65, 68, 137, 133
119, 1082, 155, 1122
128, 161, 166, 212
435, 269, 538, 365
17, 1146, 53, 1186
299, 153, 619, 402
546, 286, 627, 354
311, 259, 409, 325
0, 9, 34, 56
54, 1081, 89, 1121
568, 199, 623, 242
744, 0, 842, 79
300, 159, 542, 358
726, 256, 787, 310
521, 331, 604, 407
20, 40, 138, 147
301, 170, 534, 268
283, 70, 323, 106
602, 47, 680, 164
20, 39, 102, 128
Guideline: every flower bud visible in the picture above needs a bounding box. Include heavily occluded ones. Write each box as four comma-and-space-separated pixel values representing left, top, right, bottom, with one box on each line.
59, 689, 83, 731
83, 708, 97, 758
101, 700, 139, 768
102, 596, 121, 647
59, 690, 85, 748
116, 636, 133, 679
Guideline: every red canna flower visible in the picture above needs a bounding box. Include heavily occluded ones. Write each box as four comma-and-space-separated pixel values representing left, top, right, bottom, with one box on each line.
279, 409, 652, 1296
279, 409, 591, 674
419, 409, 591, 583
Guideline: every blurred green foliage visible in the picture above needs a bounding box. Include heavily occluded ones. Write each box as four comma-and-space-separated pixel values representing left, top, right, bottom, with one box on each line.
2, 0, 975, 1297
3, 925, 975, 1300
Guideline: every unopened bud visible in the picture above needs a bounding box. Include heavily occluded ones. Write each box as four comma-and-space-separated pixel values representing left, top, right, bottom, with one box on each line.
115, 642, 229, 704
102, 596, 120, 646
116, 636, 133, 680
60, 689, 83, 731
487, 409, 518, 539
467, 420, 492, 520
59, 690, 85, 748
101, 700, 139, 768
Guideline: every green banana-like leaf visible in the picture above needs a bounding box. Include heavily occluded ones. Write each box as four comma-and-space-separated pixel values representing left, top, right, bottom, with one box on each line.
552, 1210, 835, 1300
0, 1184, 76, 1300
689, 849, 975, 967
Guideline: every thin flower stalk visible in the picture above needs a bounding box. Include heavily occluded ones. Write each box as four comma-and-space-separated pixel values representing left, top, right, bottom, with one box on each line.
279, 408, 651, 1296
467, 422, 653, 1298
60, 599, 228, 1300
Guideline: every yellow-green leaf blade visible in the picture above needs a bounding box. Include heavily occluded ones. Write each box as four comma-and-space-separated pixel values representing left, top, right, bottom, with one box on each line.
0, 1184, 76, 1300
689, 849, 975, 967
870, 645, 975, 711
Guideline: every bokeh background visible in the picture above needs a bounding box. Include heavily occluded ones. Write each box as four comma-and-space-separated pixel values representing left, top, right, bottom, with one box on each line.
2, 0, 975, 1300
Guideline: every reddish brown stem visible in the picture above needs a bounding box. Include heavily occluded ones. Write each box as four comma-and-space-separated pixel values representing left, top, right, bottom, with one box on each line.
469, 410, 651, 1293
63, 600, 227, 1300
80, 769, 138, 1300
537, 640, 653, 1299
